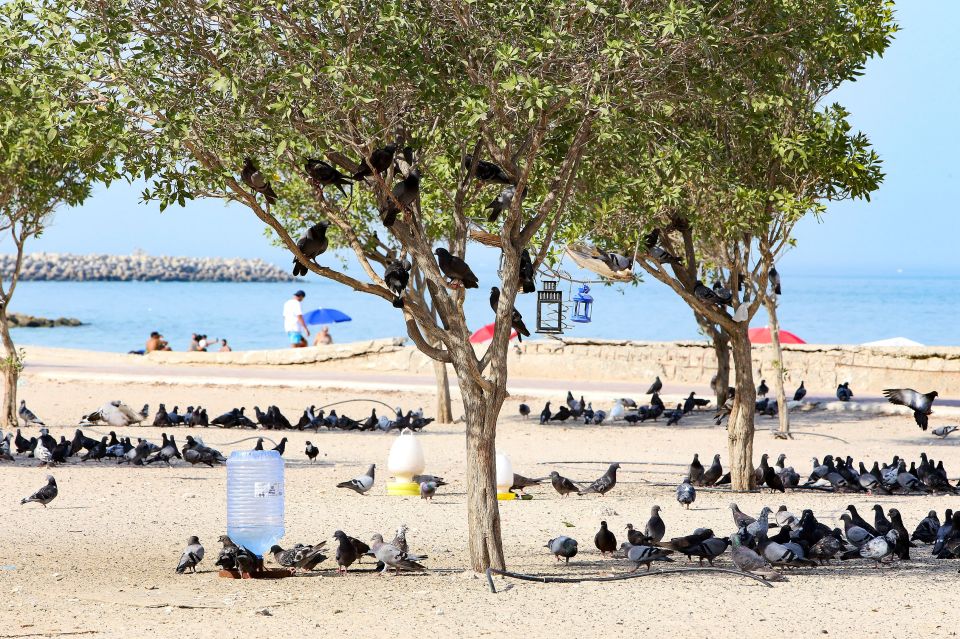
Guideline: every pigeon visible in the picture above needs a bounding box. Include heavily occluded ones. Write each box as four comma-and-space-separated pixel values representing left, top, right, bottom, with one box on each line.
882, 388, 939, 430
578, 463, 619, 496
272, 437, 288, 456
383, 259, 411, 308
370, 533, 427, 574
658, 528, 714, 553
489, 287, 530, 342
912, 510, 941, 543
518, 404, 531, 419
270, 543, 327, 571
594, 521, 618, 556
701, 454, 723, 486
645, 505, 666, 542
20, 475, 57, 507
840, 513, 874, 548
621, 543, 674, 571
837, 382, 854, 401
683, 536, 730, 566
337, 464, 375, 494
730, 531, 778, 576
768, 266, 781, 295
517, 248, 536, 293
808, 530, 844, 564
625, 524, 651, 546
352, 144, 397, 180
291, 221, 329, 276
435, 247, 479, 288
330, 530, 360, 574
485, 184, 524, 223
419, 481, 438, 500
757, 379, 769, 398
645, 376, 662, 394
688, 454, 705, 484
842, 529, 897, 566
694, 280, 733, 306
462, 154, 512, 184
932, 425, 959, 439
304, 159, 352, 197
886, 509, 912, 559
550, 406, 571, 422
550, 470, 579, 497
18, 400, 44, 426
872, 504, 892, 536
545, 536, 578, 563
511, 473, 542, 494
729, 503, 756, 529
793, 382, 806, 402
175, 536, 205, 574
234, 545, 261, 578
676, 477, 696, 509
241, 158, 278, 205
665, 404, 683, 426
380, 170, 420, 227
214, 535, 239, 571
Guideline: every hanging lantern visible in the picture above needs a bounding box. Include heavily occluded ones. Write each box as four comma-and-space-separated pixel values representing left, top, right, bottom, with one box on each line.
536, 280, 563, 334
571, 284, 593, 323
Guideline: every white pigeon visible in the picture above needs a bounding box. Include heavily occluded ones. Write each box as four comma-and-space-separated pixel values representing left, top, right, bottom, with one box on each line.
609, 399, 625, 422
33, 440, 53, 466
337, 464, 375, 494
91, 401, 146, 427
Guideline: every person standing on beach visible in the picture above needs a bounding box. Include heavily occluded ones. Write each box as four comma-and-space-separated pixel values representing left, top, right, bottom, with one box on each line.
283, 290, 309, 348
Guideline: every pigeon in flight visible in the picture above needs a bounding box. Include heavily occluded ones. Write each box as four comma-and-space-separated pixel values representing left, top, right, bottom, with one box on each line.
18, 400, 44, 427
384, 259, 411, 308
175, 536, 205, 574
882, 388, 939, 430
241, 158, 278, 205
545, 536, 578, 563
291, 222, 329, 276
370, 533, 427, 574
463, 154, 513, 184
380, 170, 420, 227
353, 144, 397, 180
435, 248, 479, 288
489, 287, 530, 342
20, 475, 57, 507
337, 464, 375, 494
304, 159, 353, 197
578, 462, 620, 496
793, 381, 806, 402
768, 266, 781, 295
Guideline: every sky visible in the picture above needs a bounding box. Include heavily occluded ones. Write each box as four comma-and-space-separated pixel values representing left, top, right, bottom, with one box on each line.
13, 2, 959, 278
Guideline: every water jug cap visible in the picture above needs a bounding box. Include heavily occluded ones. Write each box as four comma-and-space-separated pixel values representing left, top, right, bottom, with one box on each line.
228, 449, 283, 461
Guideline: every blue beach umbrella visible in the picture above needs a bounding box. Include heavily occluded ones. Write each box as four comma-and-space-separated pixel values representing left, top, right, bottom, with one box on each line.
303, 307, 352, 325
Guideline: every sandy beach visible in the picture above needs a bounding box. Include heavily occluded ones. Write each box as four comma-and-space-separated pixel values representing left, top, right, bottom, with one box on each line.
3, 361, 960, 639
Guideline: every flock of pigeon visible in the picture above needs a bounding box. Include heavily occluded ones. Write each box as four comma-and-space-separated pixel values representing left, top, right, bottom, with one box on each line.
173, 523, 430, 578
547, 500, 960, 579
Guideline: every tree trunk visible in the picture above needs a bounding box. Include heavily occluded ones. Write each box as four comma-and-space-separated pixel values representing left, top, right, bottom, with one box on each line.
764, 297, 790, 437
432, 360, 454, 423
727, 326, 756, 490
711, 330, 731, 409
0, 314, 19, 428
459, 375, 507, 571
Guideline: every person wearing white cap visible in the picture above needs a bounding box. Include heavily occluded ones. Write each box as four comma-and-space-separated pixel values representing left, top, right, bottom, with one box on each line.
283, 290, 309, 348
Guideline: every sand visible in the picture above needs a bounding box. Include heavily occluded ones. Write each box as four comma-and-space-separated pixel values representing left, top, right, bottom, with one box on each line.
2, 372, 960, 639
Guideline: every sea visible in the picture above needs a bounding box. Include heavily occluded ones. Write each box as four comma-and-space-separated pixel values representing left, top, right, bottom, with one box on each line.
7, 270, 958, 352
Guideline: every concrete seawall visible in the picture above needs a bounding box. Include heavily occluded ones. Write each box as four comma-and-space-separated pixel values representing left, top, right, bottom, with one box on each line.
146, 337, 960, 397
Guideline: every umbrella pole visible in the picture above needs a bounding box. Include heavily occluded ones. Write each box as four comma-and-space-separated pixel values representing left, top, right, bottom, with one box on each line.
765, 296, 791, 438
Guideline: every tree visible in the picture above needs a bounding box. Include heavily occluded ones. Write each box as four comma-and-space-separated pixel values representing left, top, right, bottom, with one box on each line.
0, 0, 124, 426
60, 0, 735, 569
583, 0, 895, 488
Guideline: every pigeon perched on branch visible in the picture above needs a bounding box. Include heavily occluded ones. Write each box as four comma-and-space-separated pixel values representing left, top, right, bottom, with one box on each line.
241, 158, 277, 205
489, 287, 530, 342
304, 159, 352, 197
291, 222, 329, 276
435, 248, 479, 289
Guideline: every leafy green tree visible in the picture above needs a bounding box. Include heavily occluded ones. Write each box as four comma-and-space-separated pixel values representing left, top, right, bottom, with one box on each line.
0, 1, 124, 426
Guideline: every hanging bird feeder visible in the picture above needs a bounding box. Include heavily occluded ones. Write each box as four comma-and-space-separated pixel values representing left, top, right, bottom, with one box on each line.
536, 280, 563, 334
571, 284, 593, 323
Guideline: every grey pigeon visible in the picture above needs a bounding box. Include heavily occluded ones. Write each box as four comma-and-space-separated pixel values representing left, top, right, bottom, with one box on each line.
842, 529, 898, 566
882, 388, 939, 430
270, 543, 327, 571
645, 505, 666, 542
175, 536, 205, 574
370, 533, 427, 574
241, 158, 278, 205
730, 531, 781, 580
620, 542, 673, 571
485, 184, 522, 223
840, 513, 874, 547
546, 536, 578, 563
511, 473, 542, 494
20, 475, 57, 507
729, 503, 755, 529
683, 536, 730, 566
578, 462, 620, 496
419, 481, 437, 500
676, 477, 696, 509
701, 454, 722, 486
333, 530, 360, 574
932, 425, 959, 439
291, 221, 329, 276
693, 280, 733, 306
380, 170, 420, 227
808, 530, 844, 564
214, 535, 239, 571
19, 400, 44, 427
550, 471, 579, 497
688, 454, 704, 484
337, 464, 375, 494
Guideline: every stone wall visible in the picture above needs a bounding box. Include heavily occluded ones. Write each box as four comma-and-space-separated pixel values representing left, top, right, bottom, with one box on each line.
146, 336, 960, 397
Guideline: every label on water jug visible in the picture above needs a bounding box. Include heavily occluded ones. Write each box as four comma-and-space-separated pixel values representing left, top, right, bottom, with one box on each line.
253, 482, 283, 498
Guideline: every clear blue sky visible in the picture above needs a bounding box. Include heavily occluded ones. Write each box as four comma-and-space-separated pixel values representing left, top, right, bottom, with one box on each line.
21, 2, 959, 277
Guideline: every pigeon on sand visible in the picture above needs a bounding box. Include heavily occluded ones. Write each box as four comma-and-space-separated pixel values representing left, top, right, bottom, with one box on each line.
370, 533, 427, 574
20, 475, 57, 507
594, 521, 617, 556
578, 463, 620, 496
19, 400, 44, 427
549, 471, 579, 497
175, 536, 205, 574
337, 464, 375, 494
620, 543, 674, 571
546, 536, 578, 563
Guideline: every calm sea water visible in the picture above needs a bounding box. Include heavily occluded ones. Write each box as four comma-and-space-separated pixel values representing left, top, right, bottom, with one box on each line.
6, 273, 958, 352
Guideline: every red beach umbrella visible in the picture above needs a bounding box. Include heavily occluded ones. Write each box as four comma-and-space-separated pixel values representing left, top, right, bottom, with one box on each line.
748, 326, 806, 345
470, 322, 518, 344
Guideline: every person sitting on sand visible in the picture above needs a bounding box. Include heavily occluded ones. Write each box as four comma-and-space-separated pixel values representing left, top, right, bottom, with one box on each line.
313, 326, 333, 346
188, 333, 201, 352
283, 290, 310, 348
146, 331, 171, 352
219, 339, 232, 352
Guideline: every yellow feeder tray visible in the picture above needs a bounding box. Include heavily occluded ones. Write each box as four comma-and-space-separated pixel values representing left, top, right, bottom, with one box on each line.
386, 480, 421, 496
497, 492, 517, 501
